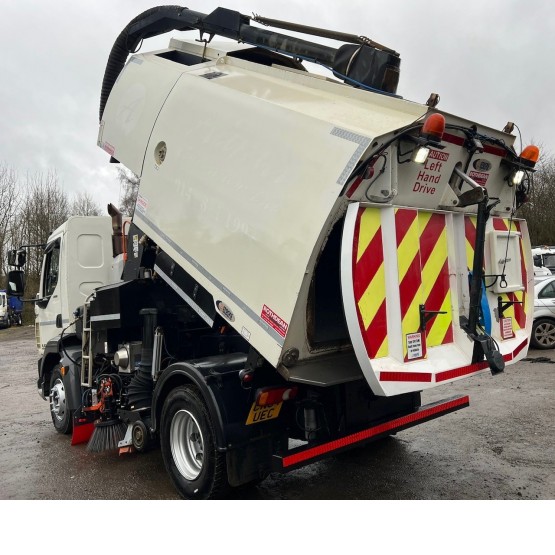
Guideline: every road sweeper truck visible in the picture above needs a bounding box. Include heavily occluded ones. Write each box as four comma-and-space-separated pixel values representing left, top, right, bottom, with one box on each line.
6, 6, 540, 499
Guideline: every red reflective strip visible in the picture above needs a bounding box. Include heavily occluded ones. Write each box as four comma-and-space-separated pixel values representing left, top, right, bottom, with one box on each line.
483, 144, 507, 158
346, 176, 363, 198
281, 396, 470, 468
381, 340, 528, 386
436, 339, 528, 382
380, 371, 432, 382
436, 361, 489, 382
442, 133, 506, 158
442, 132, 465, 146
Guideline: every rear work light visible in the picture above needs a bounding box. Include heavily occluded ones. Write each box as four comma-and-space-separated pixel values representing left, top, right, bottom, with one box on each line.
256, 386, 298, 406
508, 144, 540, 187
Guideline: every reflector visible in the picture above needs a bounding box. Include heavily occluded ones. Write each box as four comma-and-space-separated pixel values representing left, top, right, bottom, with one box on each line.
256, 386, 298, 406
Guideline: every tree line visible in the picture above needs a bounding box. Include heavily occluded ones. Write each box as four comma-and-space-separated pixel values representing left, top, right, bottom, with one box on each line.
0, 166, 141, 324
1, 153, 553, 325
518, 153, 555, 246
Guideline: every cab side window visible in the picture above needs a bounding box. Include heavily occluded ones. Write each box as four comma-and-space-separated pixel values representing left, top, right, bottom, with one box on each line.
42, 240, 61, 298
538, 281, 555, 299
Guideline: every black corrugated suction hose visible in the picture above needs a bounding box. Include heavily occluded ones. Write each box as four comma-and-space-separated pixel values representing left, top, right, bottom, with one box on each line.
99, 5, 187, 122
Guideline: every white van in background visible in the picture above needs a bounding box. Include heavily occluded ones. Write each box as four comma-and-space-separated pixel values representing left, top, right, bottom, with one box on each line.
0, 290, 9, 328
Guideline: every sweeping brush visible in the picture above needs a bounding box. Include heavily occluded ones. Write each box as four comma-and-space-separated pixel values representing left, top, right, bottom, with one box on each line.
87, 418, 127, 452
86, 375, 126, 452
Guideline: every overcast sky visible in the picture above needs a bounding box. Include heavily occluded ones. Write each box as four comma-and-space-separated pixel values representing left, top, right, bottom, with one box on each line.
1, 0, 554, 213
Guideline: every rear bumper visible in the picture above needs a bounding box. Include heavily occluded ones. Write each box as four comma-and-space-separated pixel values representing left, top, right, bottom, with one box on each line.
273, 394, 469, 471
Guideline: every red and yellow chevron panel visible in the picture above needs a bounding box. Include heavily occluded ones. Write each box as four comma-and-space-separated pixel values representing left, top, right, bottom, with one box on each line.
395, 209, 453, 361
395, 208, 425, 361
492, 217, 528, 331
353, 207, 388, 359
418, 212, 453, 347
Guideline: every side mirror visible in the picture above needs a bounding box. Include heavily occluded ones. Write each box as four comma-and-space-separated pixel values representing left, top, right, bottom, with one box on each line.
36, 297, 49, 309
7, 270, 25, 297
7, 249, 26, 268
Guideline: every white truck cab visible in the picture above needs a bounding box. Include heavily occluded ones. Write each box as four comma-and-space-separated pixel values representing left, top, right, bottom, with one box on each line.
35, 216, 122, 353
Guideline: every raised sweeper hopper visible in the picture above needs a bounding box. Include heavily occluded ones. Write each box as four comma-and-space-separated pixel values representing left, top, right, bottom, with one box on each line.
98, 7, 536, 397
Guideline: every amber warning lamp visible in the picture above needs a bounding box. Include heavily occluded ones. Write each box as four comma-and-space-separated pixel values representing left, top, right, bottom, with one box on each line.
510, 144, 540, 186
411, 113, 446, 164
519, 145, 540, 167
421, 113, 446, 142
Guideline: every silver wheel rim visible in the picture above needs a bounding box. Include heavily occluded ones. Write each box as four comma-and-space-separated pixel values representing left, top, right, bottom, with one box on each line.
170, 409, 204, 480
535, 322, 555, 347
50, 378, 66, 422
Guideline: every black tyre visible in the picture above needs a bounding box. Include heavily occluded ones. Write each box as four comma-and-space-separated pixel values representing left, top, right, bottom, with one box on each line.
160, 385, 228, 499
49, 366, 72, 434
531, 318, 555, 349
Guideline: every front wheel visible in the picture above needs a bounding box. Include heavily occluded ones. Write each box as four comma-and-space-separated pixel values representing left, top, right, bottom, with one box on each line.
160, 385, 228, 499
49, 366, 73, 434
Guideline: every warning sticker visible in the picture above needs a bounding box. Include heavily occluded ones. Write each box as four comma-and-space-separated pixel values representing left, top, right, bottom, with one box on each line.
500, 317, 515, 340
406, 332, 424, 360
103, 142, 115, 156
469, 170, 489, 186
261, 305, 288, 338
136, 194, 148, 215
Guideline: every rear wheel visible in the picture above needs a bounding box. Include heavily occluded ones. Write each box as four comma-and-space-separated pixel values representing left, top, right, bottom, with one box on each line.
531, 318, 555, 349
160, 385, 228, 499
49, 366, 72, 434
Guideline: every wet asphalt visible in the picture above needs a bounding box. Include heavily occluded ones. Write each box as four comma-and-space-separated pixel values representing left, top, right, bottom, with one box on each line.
1, 325, 554, 500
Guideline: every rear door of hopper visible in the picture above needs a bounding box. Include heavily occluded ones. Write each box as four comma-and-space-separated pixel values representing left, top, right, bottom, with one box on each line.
341, 202, 531, 397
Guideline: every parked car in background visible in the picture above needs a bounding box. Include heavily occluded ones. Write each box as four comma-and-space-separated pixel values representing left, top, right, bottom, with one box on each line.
532, 276, 555, 349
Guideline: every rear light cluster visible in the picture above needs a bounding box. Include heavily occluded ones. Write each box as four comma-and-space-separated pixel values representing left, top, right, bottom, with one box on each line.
256, 386, 298, 406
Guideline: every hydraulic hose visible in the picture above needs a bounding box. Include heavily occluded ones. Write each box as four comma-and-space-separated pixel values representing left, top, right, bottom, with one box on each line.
99, 6, 401, 121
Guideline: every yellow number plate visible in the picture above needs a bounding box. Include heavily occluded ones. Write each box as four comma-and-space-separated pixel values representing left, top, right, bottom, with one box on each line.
246, 402, 283, 425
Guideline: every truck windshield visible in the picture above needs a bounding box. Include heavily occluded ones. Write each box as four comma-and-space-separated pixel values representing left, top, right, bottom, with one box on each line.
544, 254, 555, 267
